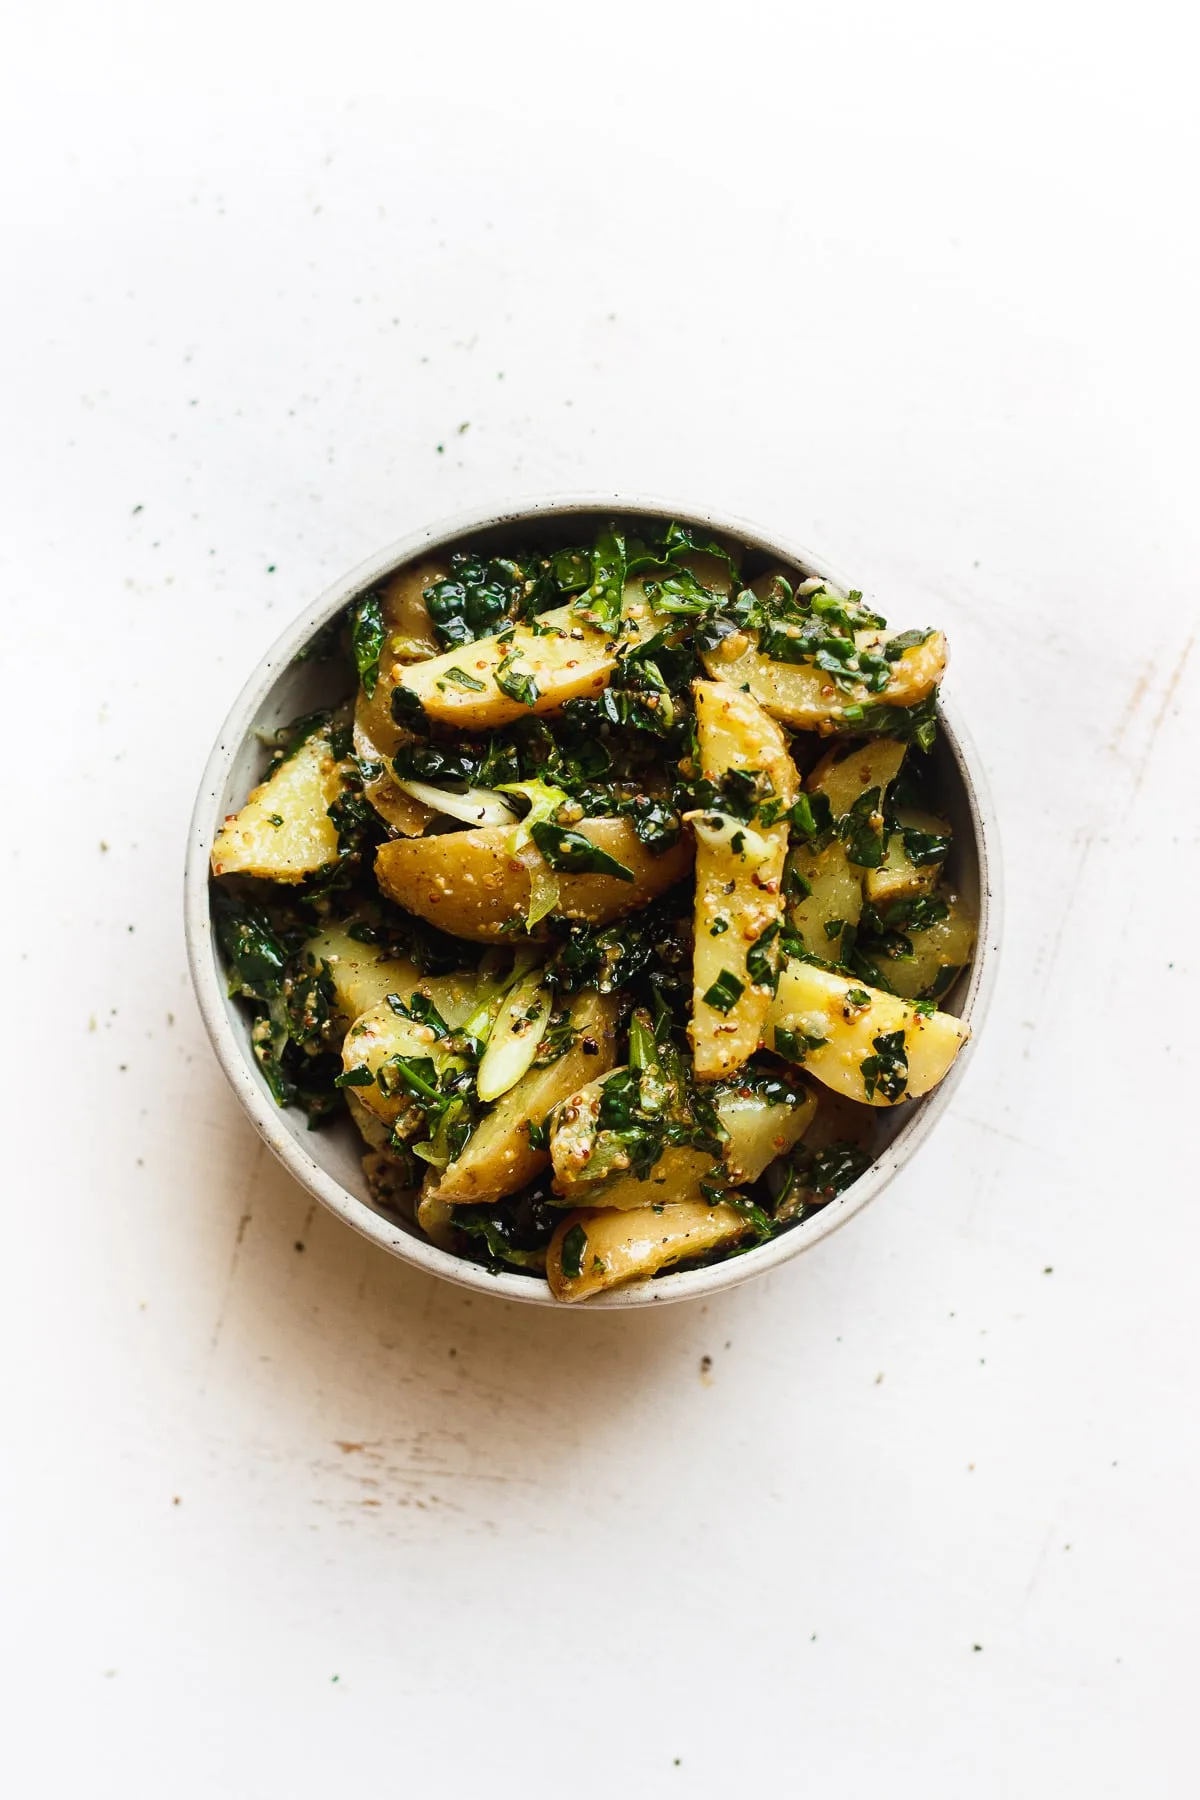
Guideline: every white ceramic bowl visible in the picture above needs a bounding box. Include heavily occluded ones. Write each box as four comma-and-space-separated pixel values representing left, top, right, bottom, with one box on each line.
186, 496, 1001, 1307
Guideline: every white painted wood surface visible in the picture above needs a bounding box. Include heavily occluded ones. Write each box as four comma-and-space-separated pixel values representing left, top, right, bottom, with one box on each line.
3, 5, 1196, 1794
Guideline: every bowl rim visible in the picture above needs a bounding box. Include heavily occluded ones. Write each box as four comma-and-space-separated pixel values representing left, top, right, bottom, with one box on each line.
185, 492, 1002, 1309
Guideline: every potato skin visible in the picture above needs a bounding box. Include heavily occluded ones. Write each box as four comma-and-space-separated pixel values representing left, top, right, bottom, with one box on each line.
429, 991, 620, 1206
546, 1200, 749, 1302
375, 818, 693, 943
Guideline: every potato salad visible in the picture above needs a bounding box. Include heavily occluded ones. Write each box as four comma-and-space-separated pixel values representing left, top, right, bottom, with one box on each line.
210, 521, 975, 1300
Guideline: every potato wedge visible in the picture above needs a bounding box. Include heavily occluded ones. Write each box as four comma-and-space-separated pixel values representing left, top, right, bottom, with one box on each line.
550, 1070, 817, 1208
392, 590, 655, 730
690, 680, 799, 1079
861, 894, 977, 1000
379, 557, 446, 662
786, 839, 864, 959
768, 961, 968, 1106
211, 731, 343, 882
349, 559, 449, 835
701, 630, 946, 732
546, 1200, 749, 1301
375, 818, 693, 943
807, 737, 907, 818
341, 999, 462, 1130
863, 806, 950, 910
354, 702, 432, 837
300, 925, 480, 1027
429, 990, 620, 1206
347, 1091, 397, 1153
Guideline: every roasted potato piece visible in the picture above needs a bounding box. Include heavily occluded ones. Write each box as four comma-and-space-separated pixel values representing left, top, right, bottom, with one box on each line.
768, 961, 968, 1106
352, 563, 449, 837
211, 731, 343, 882
863, 806, 950, 910
351, 559, 448, 835
348, 1093, 398, 1153
546, 1200, 750, 1301
550, 1070, 817, 1208
379, 558, 446, 662
862, 894, 977, 1000
807, 737, 907, 818
341, 999, 462, 1130
375, 818, 693, 943
353, 702, 432, 838
392, 591, 655, 730
690, 680, 799, 1079
429, 990, 620, 1206
701, 631, 946, 732
786, 839, 864, 959
300, 925, 480, 1028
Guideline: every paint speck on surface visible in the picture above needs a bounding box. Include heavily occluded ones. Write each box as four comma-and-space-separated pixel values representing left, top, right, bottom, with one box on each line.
99, 840, 109, 852
457, 421, 469, 434
973, 1644, 983, 1652
1044, 1266, 1054, 1274
172, 1496, 181, 1506
294, 1241, 306, 1253
875, 1372, 884, 1385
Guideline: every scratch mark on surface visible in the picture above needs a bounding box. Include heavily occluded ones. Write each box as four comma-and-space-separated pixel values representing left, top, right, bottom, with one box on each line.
1127, 635, 1193, 802
205, 1138, 267, 1376
1108, 664, 1151, 753
954, 1114, 1044, 1154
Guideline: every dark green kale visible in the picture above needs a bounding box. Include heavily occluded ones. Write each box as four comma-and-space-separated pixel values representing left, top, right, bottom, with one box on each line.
494, 656, 540, 708
746, 921, 782, 993
773, 1023, 829, 1063
788, 791, 835, 843
572, 526, 627, 631
212, 892, 342, 1123
560, 1221, 588, 1279
545, 888, 692, 1004
350, 591, 387, 697
900, 824, 952, 866
424, 553, 526, 648
389, 684, 427, 727
860, 1029, 909, 1102
529, 822, 635, 880
702, 970, 744, 1014
386, 991, 451, 1037
452, 1180, 563, 1273
839, 787, 887, 868
213, 891, 287, 999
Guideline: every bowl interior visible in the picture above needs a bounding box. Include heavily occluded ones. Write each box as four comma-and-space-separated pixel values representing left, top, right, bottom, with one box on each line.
189, 499, 997, 1307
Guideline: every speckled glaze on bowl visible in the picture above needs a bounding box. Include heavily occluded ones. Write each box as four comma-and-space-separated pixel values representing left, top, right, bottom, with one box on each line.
185, 496, 1001, 1308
